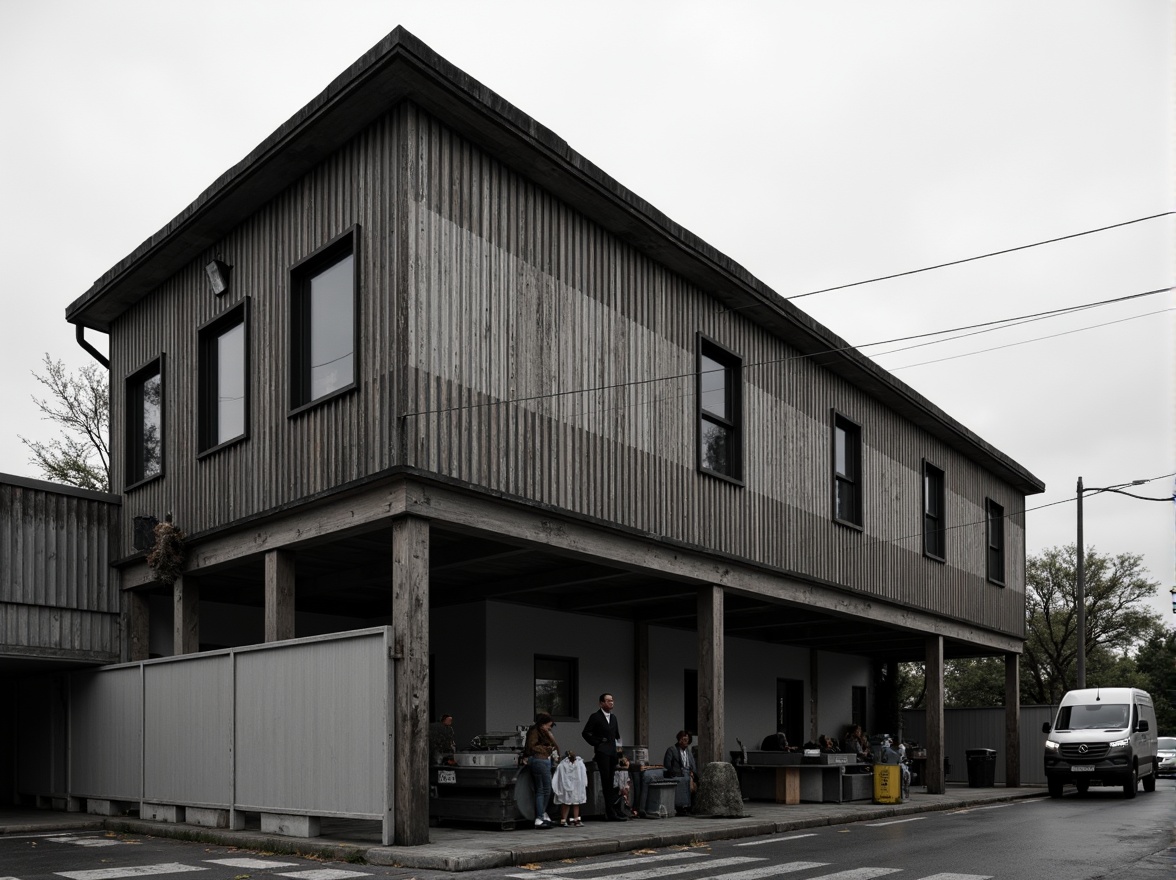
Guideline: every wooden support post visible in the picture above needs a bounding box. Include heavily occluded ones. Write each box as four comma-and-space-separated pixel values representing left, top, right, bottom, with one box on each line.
924, 635, 945, 794
1005, 652, 1021, 788
697, 585, 725, 767
809, 649, 820, 744
635, 621, 649, 750
173, 575, 199, 656
392, 515, 430, 846
264, 549, 296, 642
127, 589, 150, 662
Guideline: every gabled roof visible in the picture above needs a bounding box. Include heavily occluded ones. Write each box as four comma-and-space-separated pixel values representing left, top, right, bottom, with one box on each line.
65, 27, 1044, 495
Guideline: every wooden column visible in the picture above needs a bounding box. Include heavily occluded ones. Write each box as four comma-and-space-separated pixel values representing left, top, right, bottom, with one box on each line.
697, 585, 725, 766
127, 589, 150, 662
173, 575, 199, 656
634, 621, 650, 749
392, 515, 430, 846
809, 649, 820, 744
924, 635, 945, 793
1005, 652, 1021, 788
265, 549, 296, 642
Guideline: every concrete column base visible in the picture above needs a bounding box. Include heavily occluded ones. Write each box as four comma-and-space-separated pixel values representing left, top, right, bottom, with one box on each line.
261, 812, 320, 838
67, 797, 85, 813
142, 803, 185, 823
186, 807, 237, 829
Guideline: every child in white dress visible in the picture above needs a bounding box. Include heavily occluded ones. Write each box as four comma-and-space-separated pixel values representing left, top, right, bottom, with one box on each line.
551, 751, 587, 826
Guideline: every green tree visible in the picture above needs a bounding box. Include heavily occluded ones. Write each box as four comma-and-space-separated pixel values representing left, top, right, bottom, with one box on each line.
1134, 621, 1176, 732
944, 657, 1006, 707
17, 354, 110, 492
1023, 545, 1160, 705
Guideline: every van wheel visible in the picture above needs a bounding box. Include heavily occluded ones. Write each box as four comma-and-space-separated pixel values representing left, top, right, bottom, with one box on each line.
1123, 766, 1138, 799
1048, 778, 1064, 798
1143, 771, 1156, 793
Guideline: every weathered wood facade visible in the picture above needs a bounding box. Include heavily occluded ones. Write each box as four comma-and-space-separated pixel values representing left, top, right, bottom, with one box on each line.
0, 474, 120, 667
55, 28, 1044, 839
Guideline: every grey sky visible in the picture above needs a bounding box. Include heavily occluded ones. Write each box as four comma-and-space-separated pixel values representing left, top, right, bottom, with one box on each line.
2, 1, 1172, 618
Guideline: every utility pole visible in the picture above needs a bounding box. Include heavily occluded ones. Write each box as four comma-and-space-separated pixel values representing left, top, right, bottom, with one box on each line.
1076, 476, 1085, 689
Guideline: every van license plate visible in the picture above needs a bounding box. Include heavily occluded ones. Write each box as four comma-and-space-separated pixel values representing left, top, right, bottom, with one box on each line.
1071, 765, 1095, 772
437, 769, 457, 784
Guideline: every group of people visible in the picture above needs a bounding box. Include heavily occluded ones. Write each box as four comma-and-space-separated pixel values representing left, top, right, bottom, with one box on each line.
522, 693, 699, 829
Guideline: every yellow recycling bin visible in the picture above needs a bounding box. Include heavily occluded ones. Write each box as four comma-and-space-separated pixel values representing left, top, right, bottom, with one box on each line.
873, 764, 902, 804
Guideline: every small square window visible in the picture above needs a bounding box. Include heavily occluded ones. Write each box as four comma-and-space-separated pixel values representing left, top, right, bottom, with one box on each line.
126, 357, 164, 488
986, 498, 1005, 585
832, 412, 863, 528
534, 655, 579, 721
923, 460, 946, 561
199, 300, 249, 453
291, 228, 358, 411
697, 336, 742, 482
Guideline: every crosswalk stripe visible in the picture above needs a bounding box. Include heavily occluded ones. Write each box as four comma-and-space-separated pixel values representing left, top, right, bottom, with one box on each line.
803, 870, 901, 880
735, 834, 819, 846
205, 859, 301, 869
949, 804, 1013, 814
691, 862, 829, 880
505, 851, 707, 877
56, 864, 207, 880
511, 856, 763, 880
864, 817, 926, 826
48, 836, 122, 847
913, 875, 993, 879
273, 871, 370, 880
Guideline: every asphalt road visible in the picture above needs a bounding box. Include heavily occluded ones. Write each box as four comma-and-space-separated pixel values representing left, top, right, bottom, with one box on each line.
2, 782, 1172, 880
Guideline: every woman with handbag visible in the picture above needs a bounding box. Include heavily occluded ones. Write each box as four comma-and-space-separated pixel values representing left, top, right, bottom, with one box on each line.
523, 713, 560, 829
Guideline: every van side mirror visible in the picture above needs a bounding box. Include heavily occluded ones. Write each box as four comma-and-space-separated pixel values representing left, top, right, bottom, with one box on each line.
1041, 721, 1051, 734
1137, 719, 1149, 732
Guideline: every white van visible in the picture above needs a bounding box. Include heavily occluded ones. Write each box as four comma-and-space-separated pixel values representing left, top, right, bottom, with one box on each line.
1041, 687, 1158, 798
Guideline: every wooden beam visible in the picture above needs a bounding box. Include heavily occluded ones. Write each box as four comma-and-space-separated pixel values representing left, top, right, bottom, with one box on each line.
924, 635, 945, 794
635, 621, 649, 749
391, 515, 430, 846
173, 575, 199, 656
127, 589, 149, 662
809, 649, 819, 744
697, 585, 724, 766
1005, 653, 1021, 788
265, 549, 296, 642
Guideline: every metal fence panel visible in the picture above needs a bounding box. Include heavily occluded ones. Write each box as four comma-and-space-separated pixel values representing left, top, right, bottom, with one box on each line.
70, 666, 142, 799
143, 652, 233, 806
903, 706, 1052, 785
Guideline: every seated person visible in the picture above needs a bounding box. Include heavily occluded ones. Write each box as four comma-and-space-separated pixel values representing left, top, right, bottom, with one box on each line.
428, 713, 457, 764
759, 731, 794, 751
842, 724, 872, 761
818, 734, 839, 753
663, 730, 698, 813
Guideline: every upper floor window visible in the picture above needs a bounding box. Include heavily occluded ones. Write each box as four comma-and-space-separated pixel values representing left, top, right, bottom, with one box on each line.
832, 412, 862, 528
290, 228, 358, 411
923, 460, 946, 561
697, 336, 742, 482
199, 300, 249, 453
126, 357, 164, 488
986, 498, 1005, 585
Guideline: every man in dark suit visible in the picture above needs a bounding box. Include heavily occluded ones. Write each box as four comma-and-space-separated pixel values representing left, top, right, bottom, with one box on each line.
582, 692, 625, 820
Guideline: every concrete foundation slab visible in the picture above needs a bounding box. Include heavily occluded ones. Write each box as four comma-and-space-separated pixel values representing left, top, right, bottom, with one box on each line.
261, 812, 320, 838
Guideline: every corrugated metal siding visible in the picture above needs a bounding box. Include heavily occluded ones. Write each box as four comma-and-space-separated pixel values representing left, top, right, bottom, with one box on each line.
69, 667, 143, 800
0, 481, 119, 659
104, 101, 1026, 636
143, 653, 232, 806
903, 705, 1051, 785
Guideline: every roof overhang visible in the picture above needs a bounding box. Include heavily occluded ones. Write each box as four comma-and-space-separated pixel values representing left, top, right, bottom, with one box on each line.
65, 27, 1045, 496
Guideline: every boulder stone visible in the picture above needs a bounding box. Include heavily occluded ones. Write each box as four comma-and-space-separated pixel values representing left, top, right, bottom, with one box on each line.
693, 761, 745, 817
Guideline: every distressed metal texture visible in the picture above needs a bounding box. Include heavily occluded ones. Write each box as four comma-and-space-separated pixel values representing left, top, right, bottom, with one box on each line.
69, 666, 143, 800
0, 479, 120, 659
143, 653, 233, 806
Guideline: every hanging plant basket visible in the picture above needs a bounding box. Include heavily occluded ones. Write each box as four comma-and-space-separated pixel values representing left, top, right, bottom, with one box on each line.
147, 515, 186, 586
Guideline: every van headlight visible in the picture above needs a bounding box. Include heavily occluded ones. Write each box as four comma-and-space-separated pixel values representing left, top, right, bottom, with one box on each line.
1044, 740, 1059, 752
1109, 738, 1130, 749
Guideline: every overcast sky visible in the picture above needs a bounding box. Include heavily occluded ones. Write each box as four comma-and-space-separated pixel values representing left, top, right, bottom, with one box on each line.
2, 1, 1172, 620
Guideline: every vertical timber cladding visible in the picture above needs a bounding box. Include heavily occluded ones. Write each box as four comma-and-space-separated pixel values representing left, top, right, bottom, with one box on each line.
108, 114, 404, 551
402, 104, 1025, 633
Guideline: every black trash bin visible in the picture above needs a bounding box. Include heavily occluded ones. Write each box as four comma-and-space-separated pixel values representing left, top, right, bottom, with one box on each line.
965, 748, 996, 787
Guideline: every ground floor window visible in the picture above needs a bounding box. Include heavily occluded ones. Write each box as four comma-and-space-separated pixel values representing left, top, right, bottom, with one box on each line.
534, 655, 578, 721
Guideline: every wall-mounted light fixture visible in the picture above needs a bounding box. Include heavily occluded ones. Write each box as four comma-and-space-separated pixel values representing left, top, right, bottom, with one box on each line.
204, 258, 231, 296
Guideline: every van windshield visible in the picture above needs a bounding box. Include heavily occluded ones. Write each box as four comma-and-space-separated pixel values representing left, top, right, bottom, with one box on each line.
1055, 703, 1129, 730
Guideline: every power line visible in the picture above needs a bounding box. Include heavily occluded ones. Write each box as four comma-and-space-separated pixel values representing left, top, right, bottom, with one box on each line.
782, 211, 1175, 302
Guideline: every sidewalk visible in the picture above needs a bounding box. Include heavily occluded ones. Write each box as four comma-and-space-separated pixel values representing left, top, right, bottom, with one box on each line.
0, 785, 1046, 873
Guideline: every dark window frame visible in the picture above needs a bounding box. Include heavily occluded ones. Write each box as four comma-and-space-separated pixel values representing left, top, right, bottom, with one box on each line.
923, 459, 946, 562
696, 334, 743, 484
986, 497, 1006, 586
289, 225, 360, 415
831, 410, 863, 529
125, 355, 165, 491
197, 298, 250, 457
533, 654, 579, 722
